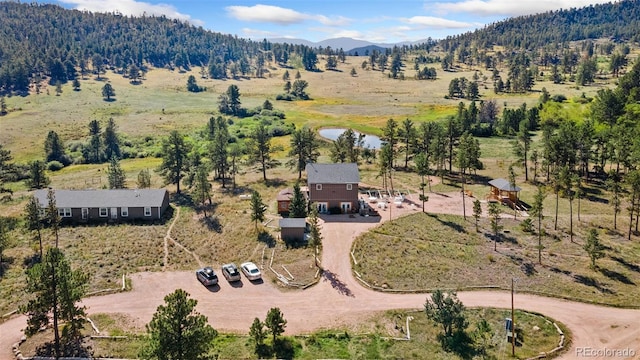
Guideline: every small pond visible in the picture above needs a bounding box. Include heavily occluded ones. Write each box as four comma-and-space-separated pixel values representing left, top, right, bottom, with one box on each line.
318, 128, 383, 149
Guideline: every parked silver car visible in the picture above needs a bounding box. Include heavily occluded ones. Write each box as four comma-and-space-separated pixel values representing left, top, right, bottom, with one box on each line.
221, 263, 241, 282
241, 262, 262, 281
196, 267, 218, 286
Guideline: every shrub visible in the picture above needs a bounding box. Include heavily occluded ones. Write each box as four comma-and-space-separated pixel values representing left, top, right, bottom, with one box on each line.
520, 218, 534, 233
551, 94, 567, 102
46, 161, 64, 171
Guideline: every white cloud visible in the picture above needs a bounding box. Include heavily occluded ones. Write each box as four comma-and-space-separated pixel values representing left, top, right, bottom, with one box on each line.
226, 4, 307, 25
330, 30, 365, 39
225, 4, 351, 27
404, 16, 473, 29
58, 0, 204, 26
432, 0, 615, 17
241, 27, 279, 38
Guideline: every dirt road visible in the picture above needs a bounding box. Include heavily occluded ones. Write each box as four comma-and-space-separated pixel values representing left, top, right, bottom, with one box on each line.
2, 192, 639, 360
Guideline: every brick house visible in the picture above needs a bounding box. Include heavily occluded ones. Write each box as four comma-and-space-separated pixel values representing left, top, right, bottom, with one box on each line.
34, 188, 170, 223
305, 163, 360, 213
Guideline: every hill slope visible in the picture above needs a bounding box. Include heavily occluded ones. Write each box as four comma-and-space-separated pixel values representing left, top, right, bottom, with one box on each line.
440, 0, 640, 51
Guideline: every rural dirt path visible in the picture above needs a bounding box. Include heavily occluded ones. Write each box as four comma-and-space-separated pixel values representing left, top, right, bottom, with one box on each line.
2, 192, 639, 360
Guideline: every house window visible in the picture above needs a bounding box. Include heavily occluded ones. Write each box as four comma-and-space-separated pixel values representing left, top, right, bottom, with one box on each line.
144, 207, 152, 217
316, 184, 322, 191
346, 184, 352, 191
99, 208, 108, 217
81, 208, 88, 220
57, 208, 72, 217
317, 202, 328, 213
121, 207, 129, 217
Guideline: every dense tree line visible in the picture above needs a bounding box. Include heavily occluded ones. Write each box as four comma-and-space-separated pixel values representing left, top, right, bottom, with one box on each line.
440, 0, 640, 52
0, 2, 319, 94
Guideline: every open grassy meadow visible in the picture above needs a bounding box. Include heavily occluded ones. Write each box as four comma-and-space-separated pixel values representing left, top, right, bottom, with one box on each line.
1, 54, 637, 321
352, 210, 640, 307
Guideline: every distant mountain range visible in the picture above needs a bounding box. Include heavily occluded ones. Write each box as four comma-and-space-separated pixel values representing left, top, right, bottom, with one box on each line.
267, 36, 429, 54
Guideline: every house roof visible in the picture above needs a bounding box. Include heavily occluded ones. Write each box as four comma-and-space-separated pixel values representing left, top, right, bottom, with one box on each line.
279, 218, 306, 228
34, 189, 168, 208
305, 163, 360, 184
488, 178, 521, 192
276, 188, 294, 201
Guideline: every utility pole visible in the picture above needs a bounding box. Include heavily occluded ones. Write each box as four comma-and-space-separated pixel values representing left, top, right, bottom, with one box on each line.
511, 277, 516, 356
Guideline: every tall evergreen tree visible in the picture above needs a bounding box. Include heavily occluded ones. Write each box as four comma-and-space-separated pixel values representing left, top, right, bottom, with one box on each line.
44, 130, 68, 165
192, 164, 212, 217
287, 127, 319, 179
46, 188, 61, 248
529, 186, 546, 264
250, 191, 267, 231
23, 248, 88, 359
157, 130, 191, 194
106, 156, 126, 189
488, 202, 502, 251
248, 124, 273, 182
381, 118, 398, 168
218, 85, 242, 116
103, 118, 121, 160
264, 307, 287, 344
514, 120, 532, 181
137, 169, 152, 188
584, 229, 605, 270
140, 289, 217, 360
25, 195, 44, 260
25, 160, 50, 189
207, 116, 230, 187
288, 182, 307, 218
101, 83, 115, 100
399, 118, 416, 169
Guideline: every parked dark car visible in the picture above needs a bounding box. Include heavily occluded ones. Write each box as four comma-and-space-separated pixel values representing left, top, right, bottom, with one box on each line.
196, 267, 218, 286
221, 263, 241, 282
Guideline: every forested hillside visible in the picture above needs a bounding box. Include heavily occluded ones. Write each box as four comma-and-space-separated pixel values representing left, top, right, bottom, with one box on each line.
440, 0, 640, 51
0, 2, 318, 94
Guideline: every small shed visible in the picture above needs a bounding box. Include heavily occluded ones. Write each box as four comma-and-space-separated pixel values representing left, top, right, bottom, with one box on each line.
488, 178, 521, 202
279, 218, 306, 243
277, 188, 294, 215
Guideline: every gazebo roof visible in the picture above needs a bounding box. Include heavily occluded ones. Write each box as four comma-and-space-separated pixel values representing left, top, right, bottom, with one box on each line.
488, 178, 521, 192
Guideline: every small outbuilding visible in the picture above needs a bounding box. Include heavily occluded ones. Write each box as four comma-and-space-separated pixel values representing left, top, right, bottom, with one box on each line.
277, 188, 294, 216
488, 178, 521, 204
279, 218, 306, 243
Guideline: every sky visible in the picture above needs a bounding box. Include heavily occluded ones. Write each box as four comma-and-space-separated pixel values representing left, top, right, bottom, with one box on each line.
37, 0, 616, 43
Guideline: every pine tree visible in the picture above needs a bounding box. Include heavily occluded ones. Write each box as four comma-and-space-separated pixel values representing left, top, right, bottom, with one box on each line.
107, 156, 126, 189
103, 118, 121, 160
25, 195, 44, 260
472, 199, 482, 232
140, 289, 217, 360
23, 248, 88, 359
584, 229, 605, 270
529, 186, 546, 264
307, 205, 322, 250
137, 169, 152, 188
488, 202, 502, 251
264, 307, 287, 344
288, 183, 307, 218
250, 191, 267, 230
157, 131, 191, 194
101, 83, 115, 100
25, 160, 50, 189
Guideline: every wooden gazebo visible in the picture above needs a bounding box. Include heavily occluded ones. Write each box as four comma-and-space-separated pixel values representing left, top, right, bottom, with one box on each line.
488, 178, 521, 205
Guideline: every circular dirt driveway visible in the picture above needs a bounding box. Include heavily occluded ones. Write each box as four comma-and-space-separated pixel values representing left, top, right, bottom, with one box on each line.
2, 193, 640, 360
